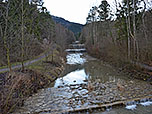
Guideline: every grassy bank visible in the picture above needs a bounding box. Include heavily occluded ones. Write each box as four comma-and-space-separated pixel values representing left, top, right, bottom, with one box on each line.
0, 50, 65, 114
0, 49, 51, 73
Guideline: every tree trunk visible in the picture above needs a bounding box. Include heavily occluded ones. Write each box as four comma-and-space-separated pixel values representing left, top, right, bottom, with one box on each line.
21, 0, 24, 71
126, 0, 131, 60
142, 0, 149, 60
133, 0, 139, 61
91, 23, 94, 45
52, 50, 53, 62
3, 3, 12, 72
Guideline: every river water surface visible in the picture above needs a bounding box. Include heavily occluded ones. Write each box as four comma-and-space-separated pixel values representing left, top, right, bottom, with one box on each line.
15, 41, 152, 114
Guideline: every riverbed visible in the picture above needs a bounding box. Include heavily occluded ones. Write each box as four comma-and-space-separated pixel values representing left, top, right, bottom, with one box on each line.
15, 41, 152, 114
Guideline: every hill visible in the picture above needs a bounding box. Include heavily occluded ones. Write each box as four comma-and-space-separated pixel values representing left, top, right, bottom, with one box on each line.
52, 16, 84, 35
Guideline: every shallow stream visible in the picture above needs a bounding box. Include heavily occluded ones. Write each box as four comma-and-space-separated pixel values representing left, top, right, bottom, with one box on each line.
15, 41, 152, 114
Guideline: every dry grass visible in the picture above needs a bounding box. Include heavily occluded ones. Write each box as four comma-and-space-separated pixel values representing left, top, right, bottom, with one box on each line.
0, 50, 66, 114
0, 70, 50, 113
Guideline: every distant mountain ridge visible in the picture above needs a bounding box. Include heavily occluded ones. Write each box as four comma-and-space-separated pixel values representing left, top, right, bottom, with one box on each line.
52, 16, 84, 35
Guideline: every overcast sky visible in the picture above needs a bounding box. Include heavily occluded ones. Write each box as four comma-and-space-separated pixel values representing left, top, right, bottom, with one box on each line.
43, 0, 151, 24
43, 0, 116, 24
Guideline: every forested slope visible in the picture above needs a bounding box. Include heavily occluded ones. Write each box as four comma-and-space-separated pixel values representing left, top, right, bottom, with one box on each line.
0, 0, 75, 68
52, 16, 84, 35
80, 0, 152, 67
0, 1, 75, 113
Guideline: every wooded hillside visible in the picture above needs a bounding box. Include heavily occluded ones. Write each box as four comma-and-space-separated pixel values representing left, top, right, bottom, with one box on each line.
0, 0, 75, 69
52, 16, 84, 35
80, 0, 152, 66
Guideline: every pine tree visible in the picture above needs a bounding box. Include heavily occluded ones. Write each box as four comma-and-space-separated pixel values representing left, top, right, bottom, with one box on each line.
98, 0, 111, 21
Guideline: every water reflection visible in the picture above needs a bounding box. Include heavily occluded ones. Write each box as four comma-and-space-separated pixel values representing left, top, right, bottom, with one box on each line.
53, 44, 152, 114
55, 53, 130, 87
84, 60, 130, 83
54, 69, 88, 87
15, 42, 152, 114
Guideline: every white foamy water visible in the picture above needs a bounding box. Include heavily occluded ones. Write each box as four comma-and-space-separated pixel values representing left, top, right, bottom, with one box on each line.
66, 49, 86, 52
140, 101, 152, 106
125, 99, 152, 111
125, 105, 137, 110
66, 53, 86, 65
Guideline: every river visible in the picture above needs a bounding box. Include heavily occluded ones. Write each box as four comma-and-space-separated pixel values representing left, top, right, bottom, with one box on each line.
15, 41, 152, 114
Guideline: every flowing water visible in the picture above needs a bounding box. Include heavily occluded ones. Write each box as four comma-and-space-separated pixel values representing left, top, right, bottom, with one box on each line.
15, 41, 152, 114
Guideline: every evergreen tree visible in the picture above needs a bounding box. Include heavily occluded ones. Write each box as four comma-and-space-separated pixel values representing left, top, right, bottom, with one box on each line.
98, 0, 111, 21
86, 6, 98, 23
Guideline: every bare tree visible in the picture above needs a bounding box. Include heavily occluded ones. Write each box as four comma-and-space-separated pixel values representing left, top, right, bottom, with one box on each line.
126, 0, 131, 60
1, 2, 12, 72
21, 0, 25, 71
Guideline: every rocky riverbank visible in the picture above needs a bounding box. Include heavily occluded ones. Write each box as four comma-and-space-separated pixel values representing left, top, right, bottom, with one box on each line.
14, 77, 152, 114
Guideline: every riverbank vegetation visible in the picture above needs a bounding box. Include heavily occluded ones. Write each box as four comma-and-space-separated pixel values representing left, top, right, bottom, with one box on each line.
0, 0, 75, 70
0, 53, 65, 113
80, 0, 152, 77
0, 0, 75, 113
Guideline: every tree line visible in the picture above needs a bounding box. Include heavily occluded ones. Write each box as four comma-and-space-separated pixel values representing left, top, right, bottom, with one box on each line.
0, 0, 75, 71
80, 0, 152, 66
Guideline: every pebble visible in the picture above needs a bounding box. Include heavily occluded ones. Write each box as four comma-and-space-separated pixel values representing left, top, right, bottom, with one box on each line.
14, 79, 152, 114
